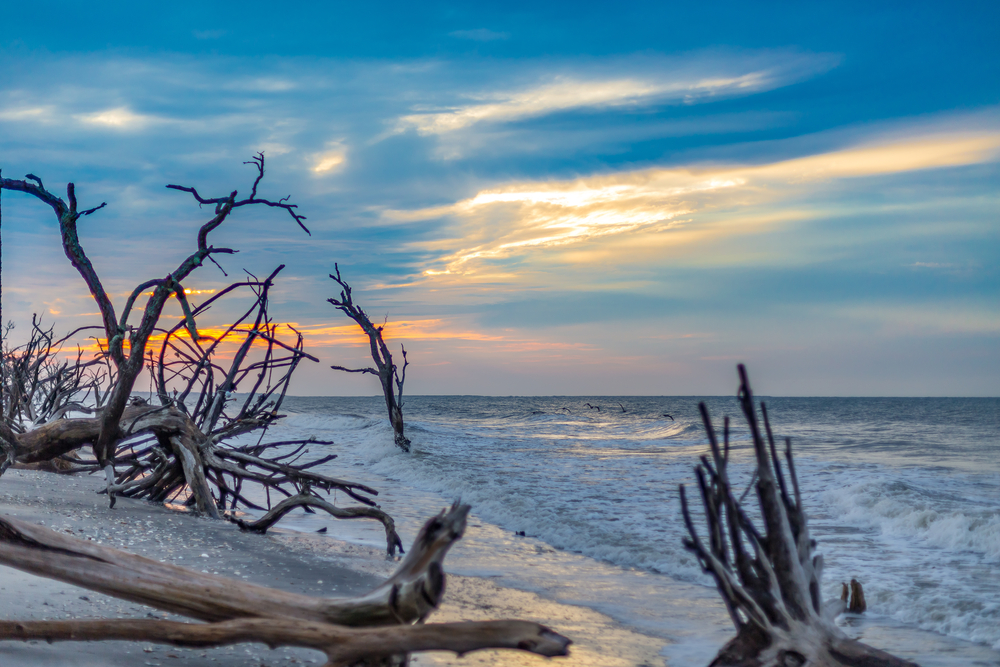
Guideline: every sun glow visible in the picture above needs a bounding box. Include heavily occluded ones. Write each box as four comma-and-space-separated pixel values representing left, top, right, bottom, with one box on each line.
391, 129, 1000, 278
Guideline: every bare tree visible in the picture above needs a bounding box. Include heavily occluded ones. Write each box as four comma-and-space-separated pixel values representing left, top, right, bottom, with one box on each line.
680, 365, 916, 667
1, 154, 309, 499
0, 274, 407, 553
328, 264, 411, 452
0, 158, 415, 553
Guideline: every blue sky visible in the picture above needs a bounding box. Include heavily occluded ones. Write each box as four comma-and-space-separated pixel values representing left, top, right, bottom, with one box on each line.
2, 1, 998, 395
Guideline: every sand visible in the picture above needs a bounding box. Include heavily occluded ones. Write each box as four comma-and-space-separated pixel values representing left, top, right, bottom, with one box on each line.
0, 468, 669, 667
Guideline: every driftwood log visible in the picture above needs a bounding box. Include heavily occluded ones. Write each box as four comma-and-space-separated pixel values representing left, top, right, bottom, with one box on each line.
0, 503, 572, 665
681, 365, 917, 667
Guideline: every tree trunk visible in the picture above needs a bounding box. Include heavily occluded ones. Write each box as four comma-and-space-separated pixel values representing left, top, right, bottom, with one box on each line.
389, 402, 408, 451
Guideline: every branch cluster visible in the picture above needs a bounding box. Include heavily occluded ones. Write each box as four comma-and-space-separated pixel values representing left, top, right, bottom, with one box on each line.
1, 158, 404, 552
681, 365, 918, 667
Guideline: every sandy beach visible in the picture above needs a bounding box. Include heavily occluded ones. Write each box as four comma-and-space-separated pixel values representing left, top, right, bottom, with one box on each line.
0, 468, 666, 667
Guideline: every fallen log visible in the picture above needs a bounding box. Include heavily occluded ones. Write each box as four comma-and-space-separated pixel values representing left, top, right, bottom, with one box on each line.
0, 503, 571, 664
0, 619, 570, 667
680, 365, 918, 667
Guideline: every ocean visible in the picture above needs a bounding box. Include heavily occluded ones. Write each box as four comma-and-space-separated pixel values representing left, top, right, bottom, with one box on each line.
261, 395, 1000, 666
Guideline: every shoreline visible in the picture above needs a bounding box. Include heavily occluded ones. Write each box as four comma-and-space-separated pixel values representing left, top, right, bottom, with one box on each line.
0, 468, 669, 666
4, 467, 996, 667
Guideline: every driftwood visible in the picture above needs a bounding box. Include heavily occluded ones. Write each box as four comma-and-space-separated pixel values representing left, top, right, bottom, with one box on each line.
1, 161, 409, 552
1, 156, 309, 488
0, 504, 571, 665
681, 365, 917, 667
2, 383, 402, 554
328, 264, 411, 452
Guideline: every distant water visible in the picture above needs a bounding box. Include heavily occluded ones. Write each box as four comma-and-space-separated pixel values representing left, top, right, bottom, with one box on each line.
260, 395, 1000, 665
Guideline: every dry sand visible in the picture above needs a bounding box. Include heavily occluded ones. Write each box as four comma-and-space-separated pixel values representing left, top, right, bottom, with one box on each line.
0, 469, 668, 667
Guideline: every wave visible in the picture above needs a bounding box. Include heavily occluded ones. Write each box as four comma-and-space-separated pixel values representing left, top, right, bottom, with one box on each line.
273, 397, 1000, 652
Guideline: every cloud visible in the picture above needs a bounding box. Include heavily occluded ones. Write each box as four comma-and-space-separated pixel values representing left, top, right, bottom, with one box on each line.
312, 143, 348, 173
75, 106, 158, 129
0, 106, 57, 122
394, 52, 839, 136
909, 262, 955, 269
833, 303, 1000, 336
449, 28, 509, 42
390, 128, 1000, 278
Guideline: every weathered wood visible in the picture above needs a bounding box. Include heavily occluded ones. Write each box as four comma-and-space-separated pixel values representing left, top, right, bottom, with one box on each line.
0, 504, 571, 664
0, 504, 465, 627
682, 365, 918, 667
5, 393, 399, 548
231, 490, 403, 557
0, 618, 571, 667
1, 158, 308, 486
328, 265, 411, 452
12, 405, 177, 463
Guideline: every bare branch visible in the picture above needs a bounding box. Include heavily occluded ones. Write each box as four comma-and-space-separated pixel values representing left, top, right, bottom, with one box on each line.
330, 365, 378, 375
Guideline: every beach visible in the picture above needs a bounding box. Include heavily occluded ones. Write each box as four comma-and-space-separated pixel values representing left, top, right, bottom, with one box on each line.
0, 468, 665, 666
0, 468, 376, 666
1, 393, 998, 667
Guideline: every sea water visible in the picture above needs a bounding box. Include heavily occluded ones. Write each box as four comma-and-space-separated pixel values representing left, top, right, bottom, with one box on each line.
261, 395, 999, 665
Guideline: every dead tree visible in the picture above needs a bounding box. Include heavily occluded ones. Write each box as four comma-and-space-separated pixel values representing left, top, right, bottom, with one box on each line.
680, 365, 917, 667
0, 271, 406, 554
328, 264, 410, 452
0, 504, 572, 665
0, 159, 412, 552
0, 154, 309, 500
0, 318, 107, 474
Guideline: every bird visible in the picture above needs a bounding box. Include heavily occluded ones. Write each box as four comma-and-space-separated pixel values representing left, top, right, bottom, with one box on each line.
662, 414, 674, 421
585, 403, 601, 411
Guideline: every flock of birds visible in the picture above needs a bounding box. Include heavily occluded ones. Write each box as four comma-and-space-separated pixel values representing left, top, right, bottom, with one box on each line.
530, 403, 675, 420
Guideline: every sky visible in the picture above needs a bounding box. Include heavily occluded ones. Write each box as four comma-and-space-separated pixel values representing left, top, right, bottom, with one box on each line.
1, 1, 998, 396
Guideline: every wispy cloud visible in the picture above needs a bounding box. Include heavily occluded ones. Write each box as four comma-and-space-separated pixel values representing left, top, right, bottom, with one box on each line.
312, 142, 348, 174
833, 303, 1000, 336
0, 106, 57, 122
391, 128, 1000, 277
395, 53, 839, 136
75, 106, 159, 129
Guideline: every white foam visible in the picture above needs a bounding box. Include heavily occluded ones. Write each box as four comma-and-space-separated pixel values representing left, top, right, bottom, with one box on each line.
269, 397, 1000, 658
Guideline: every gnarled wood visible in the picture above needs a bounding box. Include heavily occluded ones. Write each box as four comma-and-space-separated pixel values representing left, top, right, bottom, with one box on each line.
231, 490, 404, 556
0, 504, 572, 664
0, 504, 464, 627
0, 619, 571, 667
328, 265, 411, 452
6, 400, 400, 552
681, 365, 917, 667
